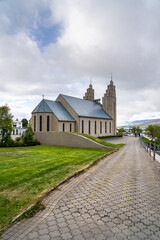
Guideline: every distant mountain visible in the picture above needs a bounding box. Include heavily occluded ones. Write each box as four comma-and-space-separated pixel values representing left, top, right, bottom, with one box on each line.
129, 119, 160, 126
118, 118, 160, 128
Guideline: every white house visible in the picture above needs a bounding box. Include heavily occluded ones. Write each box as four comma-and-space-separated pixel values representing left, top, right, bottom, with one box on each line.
12, 119, 26, 135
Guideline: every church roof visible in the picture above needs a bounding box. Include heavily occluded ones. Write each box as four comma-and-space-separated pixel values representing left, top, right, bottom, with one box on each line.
32, 99, 75, 121
60, 94, 112, 119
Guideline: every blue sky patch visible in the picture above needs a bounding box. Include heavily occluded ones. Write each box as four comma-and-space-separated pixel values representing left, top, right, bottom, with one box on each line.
31, 23, 62, 47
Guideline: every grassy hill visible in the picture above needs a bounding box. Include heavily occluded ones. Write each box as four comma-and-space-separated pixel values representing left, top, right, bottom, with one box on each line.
75, 133, 124, 149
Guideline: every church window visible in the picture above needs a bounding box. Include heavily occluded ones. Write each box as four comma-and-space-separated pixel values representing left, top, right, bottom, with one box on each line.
95, 121, 97, 134
82, 120, 84, 133
70, 123, 72, 132
40, 116, 42, 131
63, 123, 65, 132
110, 121, 111, 133
105, 121, 107, 133
88, 120, 91, 134
100, 121, 102, 134
34, 116, 36, 132
47, 116, 50, 131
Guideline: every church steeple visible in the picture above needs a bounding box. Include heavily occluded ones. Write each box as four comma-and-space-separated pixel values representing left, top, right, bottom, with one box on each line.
83, 82, 94, 101
102, 76, 116, 134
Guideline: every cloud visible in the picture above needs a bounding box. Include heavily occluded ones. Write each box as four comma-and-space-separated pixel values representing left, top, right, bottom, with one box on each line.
0, 0, 160, 124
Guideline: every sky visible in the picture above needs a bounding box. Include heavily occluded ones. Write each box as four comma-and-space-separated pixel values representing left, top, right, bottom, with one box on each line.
0, 0, 160, 126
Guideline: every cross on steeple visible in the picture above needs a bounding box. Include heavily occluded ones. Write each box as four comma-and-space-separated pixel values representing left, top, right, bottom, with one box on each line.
110, 72, 113, 85
90, 76, 92, 85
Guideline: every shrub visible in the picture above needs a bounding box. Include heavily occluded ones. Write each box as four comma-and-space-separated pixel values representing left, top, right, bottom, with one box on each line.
0, 125, 40, 148
22, 124, 40, 146
116, 132, 123, 137
15, 136, 21, 142
0, 137, 15, 147
23, 124, 34, 145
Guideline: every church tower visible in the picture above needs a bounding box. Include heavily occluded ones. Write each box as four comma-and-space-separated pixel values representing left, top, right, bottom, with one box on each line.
83, 82, 94, 101
102, 76, 116, 135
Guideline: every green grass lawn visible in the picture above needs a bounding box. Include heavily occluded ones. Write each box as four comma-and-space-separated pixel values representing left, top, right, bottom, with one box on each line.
75, 132, 124, 149
0, 145, 115, 230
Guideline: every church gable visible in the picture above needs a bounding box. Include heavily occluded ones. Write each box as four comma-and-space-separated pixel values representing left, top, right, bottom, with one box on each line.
32, 99, 52, 113
32, 99, 75, 121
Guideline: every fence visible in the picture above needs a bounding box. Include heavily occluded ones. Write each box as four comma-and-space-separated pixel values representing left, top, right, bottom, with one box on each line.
139, 137, 160, 161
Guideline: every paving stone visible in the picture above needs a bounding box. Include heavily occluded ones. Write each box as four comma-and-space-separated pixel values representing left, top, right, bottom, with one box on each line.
122, 229, 133, 236
59, 227, 69, 234
136, 222, 145, 230
39, 234, 50, 240
61, 232, 72, 239
113, 217, 122, 224
130, 226, 139, 233
148, 224, 159, 232
69, 223, 79, 230
27, 232, 39, 239
71, 228, 82, 236
115, 233, 126, 240
141, 228, 153, 236
49, 231, 61, 238
127, 235, 140, 240
135, 232, 147, 239
150, 235, 160, 240
107, 221, 116, 228
111, 226, 121, 234
38, 228, 48, 236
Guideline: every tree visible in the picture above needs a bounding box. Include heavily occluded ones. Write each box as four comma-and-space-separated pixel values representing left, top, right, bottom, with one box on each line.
21, 118, 28, 128
136, 126, 143, 135
0, 105, 13, 146
117, 128, 125, 133
131, 126, 137, 135
145, 125, 155, 138
156, 127, 160, 143
131, 126, 142, 137
145, 125, 160, 143
23, 124, 35, 145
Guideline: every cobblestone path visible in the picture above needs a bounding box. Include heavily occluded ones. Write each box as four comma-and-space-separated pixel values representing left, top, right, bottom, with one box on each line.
1, 137, 160, 240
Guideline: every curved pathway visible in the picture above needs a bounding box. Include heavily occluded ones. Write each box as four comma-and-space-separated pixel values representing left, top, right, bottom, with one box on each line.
1, 137, 160, 240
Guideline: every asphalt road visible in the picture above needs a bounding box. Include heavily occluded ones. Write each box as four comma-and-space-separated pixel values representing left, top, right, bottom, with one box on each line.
1, 137, 160, 240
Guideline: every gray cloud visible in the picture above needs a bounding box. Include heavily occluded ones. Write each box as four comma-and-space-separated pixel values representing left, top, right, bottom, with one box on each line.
0, 0, 160, 124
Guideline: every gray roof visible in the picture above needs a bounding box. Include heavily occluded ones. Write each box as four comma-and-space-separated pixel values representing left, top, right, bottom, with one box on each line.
32, 99, 75, 121
60, 94, 112, 119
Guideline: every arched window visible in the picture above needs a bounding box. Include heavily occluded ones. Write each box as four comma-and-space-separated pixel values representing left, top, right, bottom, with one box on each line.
95, 121, 97, 134
82, 120, 84, 133
63, 123, 65, 132
70, 123, 72, 132
105, 121, 107, 133
110, 121, 111, 133
100, 121, 102, 134
88, 120, 91, 134
34, 116, 36, 132
39, 116, 42, 131
47, 116, 50, 131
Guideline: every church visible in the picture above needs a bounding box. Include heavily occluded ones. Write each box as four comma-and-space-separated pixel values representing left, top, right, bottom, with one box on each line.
31, 79, 116, 137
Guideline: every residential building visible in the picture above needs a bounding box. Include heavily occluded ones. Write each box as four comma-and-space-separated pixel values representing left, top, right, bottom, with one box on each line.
12, 119, 26, 135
